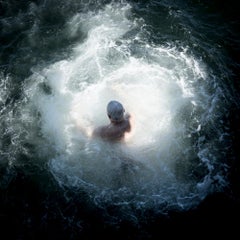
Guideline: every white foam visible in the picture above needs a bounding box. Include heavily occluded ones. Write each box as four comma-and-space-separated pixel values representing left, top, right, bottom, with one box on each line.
22, 2, 215, 211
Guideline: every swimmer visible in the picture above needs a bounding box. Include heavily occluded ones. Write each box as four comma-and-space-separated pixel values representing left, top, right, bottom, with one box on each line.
92, 100, 131, 142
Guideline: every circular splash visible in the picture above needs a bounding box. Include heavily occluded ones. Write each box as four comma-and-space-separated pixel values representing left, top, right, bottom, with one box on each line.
9, 2, 229, 219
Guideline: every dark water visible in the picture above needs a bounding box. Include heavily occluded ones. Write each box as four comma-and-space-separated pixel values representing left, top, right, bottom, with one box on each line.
1, 0, 240, 239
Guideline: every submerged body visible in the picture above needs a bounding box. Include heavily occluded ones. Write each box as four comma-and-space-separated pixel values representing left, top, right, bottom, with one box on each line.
92, 100, 131, 142
92, 113, 131, 141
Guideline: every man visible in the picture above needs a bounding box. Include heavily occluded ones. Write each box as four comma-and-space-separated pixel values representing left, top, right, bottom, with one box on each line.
92, 100, 131, 142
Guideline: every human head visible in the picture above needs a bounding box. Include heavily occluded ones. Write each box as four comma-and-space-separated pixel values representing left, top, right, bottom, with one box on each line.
107, 100, 125, 122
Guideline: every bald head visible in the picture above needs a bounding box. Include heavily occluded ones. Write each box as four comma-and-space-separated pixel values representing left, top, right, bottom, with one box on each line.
107, 100, 125, 122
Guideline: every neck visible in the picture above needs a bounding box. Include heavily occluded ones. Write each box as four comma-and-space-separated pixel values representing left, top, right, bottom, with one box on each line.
110, 119, 123, 125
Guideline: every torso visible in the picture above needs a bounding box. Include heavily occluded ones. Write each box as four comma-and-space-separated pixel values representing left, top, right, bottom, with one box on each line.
93, 119, 131, 142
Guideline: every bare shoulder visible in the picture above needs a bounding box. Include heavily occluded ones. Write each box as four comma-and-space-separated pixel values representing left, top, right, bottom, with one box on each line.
92, 126, 107, 138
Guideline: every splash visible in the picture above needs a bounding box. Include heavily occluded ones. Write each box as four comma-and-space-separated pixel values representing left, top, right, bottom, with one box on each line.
17, 2, 228, 218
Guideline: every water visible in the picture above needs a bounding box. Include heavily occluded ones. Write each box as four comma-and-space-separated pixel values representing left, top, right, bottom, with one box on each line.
1, 0, 240, 238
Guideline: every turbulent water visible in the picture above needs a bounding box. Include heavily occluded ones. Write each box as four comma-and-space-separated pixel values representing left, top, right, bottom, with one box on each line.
1, 0, 240, 238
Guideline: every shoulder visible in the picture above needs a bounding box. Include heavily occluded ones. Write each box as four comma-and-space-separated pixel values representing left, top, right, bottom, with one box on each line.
92, 124, 123, 141
92, 126, 108, 138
